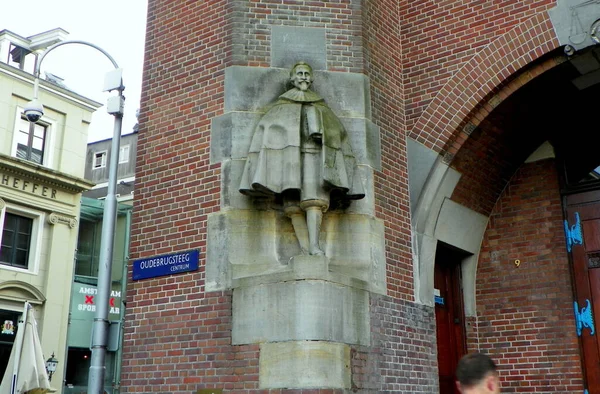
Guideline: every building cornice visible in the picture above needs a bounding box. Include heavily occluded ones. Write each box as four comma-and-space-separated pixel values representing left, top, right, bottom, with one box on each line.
0, 153, 95, 193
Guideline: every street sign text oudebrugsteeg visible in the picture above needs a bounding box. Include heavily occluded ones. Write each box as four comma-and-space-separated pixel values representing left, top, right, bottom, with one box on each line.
132, 250, 199, 280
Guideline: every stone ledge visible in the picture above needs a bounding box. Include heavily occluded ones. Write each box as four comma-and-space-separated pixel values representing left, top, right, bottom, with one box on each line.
231, 256, 377, 295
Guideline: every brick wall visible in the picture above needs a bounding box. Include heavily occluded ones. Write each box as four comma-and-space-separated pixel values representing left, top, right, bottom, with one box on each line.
231, 0, 363, 71
449, 109, 545, 216
351, 296, 437, 393
124, 0, 231, 391
122, 291, 263, 392
471, 159, 584, 393
363, 0, 413, 300
449, 54, 567, 216
401, 0, 556, 141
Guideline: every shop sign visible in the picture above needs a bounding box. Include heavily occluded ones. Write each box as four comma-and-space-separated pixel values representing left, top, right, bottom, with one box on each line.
0, 173, 58, 199
71, 283, 122, 319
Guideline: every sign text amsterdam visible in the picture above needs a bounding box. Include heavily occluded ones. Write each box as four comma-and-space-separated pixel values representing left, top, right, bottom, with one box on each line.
132, 250, 199, 280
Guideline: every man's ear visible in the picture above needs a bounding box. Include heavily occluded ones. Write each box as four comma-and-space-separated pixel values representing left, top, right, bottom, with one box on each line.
455, 381, 463, 393
485, 374, 499, 392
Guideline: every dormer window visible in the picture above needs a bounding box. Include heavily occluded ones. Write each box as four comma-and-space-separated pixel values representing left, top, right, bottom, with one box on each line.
0, 28, 69, 73
7, 43, 31, 70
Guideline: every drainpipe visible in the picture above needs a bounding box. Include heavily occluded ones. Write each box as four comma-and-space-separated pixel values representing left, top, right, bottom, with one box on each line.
112, 207, 131, 394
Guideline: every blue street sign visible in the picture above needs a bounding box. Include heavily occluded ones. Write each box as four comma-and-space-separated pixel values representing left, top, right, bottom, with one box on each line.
132, 250, 199, 280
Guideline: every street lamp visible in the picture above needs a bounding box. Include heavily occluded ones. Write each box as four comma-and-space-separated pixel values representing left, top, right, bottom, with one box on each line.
24, 40, 125, 394
45, 352, 58, 382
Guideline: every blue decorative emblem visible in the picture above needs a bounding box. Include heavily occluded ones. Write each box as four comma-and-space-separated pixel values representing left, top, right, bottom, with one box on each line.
584, 390, 588, 394
574, 299, 595, 336
564, 212, 583, 252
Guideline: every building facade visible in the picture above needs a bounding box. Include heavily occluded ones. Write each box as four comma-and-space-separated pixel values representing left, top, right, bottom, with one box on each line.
124, 1, 600, 393
84, 128, 138, 201
0, 28, 100, 392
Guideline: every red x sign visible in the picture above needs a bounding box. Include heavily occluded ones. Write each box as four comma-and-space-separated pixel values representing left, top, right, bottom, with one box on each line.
85, 295, 94, 304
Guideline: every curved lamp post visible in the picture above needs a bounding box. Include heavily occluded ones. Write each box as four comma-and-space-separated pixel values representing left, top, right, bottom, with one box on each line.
25, 40, 125, 394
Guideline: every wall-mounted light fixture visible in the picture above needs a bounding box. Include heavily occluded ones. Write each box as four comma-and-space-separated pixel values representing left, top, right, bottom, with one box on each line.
45, 352, 58, 381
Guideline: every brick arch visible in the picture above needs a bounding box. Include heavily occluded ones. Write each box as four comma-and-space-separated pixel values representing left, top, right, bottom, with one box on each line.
411, 12, 561, 156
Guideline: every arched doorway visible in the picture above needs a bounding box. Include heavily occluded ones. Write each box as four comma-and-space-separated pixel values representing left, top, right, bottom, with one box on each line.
420, 45, 600, 392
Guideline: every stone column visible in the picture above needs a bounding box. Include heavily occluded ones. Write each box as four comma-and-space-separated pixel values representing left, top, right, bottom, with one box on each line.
40, 213, 78, 388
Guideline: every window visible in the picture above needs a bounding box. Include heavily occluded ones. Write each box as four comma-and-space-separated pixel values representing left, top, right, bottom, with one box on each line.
15, 118, 46, 165
75, 219, 99, 277
0, 204, 43, 272
12, 109, 55, 168
119, 145, 130, 164
0, 213, 32, 268
93, 151, 107, 169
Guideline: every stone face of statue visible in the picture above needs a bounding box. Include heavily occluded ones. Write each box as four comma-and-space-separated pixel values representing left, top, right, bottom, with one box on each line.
291, 64, 312, 91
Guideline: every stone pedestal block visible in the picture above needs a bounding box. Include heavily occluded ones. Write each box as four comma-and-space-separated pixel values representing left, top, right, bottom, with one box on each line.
232, 278, 370, 345
259, 341, 350, 389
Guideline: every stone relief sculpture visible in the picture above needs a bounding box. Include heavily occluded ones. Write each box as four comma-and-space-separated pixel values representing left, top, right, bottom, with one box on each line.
239, 62, 365, 256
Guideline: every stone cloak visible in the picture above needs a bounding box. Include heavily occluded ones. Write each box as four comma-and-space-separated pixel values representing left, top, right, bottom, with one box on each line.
239, 90, 364, 202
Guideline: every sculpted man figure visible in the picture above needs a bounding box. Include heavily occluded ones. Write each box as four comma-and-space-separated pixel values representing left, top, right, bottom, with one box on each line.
239, 62, 364, 256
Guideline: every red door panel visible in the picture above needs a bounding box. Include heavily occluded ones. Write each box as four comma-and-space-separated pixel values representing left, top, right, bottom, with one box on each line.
567, 191, 600, 393
435, 244, 467, 394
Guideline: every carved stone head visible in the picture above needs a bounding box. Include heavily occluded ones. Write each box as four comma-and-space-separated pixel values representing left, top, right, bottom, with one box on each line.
289, 62, 313, 91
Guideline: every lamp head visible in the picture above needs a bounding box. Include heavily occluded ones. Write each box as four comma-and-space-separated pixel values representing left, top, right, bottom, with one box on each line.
24, 99, 44, 123
46, 352, 58, 373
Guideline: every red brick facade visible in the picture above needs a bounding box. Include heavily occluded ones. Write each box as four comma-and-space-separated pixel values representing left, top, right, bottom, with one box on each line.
404, 2, 557, 148
473, 159, 583, 392
125, 0, 230, 391
231, 0, 364, 71
363, 0, 412, 299
123, 0, 589, 392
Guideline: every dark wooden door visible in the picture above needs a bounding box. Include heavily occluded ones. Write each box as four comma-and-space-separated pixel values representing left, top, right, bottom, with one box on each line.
566, 190, 600, 392
435, 244, 467, 394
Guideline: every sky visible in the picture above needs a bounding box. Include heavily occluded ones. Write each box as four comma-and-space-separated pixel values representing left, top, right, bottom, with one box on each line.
2, 0, 148, 142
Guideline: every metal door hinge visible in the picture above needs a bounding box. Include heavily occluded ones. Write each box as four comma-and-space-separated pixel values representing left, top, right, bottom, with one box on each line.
574, 299, 595, 336
564, 212, 583, 252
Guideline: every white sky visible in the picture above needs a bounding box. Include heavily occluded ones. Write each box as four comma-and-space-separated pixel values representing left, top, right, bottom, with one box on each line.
2, 0, 148, 142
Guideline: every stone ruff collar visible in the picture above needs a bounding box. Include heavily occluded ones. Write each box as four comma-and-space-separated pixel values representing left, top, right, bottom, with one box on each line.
279, 88, 323, 103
